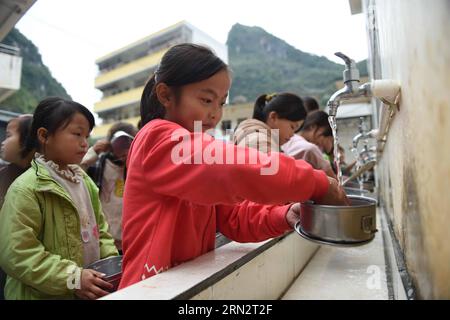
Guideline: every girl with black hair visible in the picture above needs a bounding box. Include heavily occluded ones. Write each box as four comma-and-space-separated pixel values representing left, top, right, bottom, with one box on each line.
303, 96, 320, 113
233, 93, 306, 152
282, 110, 337, 178
0, 114, 34, 300
120, 44, 348, 289
0, 97, 118, 300
0, 114, 34, 208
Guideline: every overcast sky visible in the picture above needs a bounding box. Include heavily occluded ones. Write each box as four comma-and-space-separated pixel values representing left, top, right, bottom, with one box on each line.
15, 0, 368, 115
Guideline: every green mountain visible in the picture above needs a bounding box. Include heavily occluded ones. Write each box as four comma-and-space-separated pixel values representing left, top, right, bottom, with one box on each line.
227, 23, 367, 106
1, 28, 71, 114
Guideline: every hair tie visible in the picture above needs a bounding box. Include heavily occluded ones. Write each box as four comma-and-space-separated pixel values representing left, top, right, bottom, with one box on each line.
265, 93, 277, 102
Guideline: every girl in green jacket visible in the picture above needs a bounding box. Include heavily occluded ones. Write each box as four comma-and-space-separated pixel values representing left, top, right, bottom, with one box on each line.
0, 97, 118, 300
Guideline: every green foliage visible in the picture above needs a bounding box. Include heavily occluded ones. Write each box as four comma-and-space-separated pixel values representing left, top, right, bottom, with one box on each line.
1, 28, 71, 114
227, 23, 368, 107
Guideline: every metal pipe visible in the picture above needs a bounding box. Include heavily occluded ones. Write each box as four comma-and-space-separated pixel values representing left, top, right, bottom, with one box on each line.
376, 102, 396, 155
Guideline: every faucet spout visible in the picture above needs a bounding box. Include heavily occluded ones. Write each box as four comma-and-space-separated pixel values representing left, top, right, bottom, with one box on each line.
327, 87, 351, 117
353, 128, 379, 149
327, 82, 372, 117
352, 132, 365, 149
327, 52, 372, 117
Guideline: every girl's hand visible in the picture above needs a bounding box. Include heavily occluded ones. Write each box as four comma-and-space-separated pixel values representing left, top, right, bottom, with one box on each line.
286, 178, 350, 228
285, 203, 301, 228
315, 177, 350, 206
74, 269, 113, 300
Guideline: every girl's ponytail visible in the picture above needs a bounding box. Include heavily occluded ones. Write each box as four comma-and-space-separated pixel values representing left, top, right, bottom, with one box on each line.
253, 94, 269, 122
24, 99, 53, 155
252, 92, 306, 124
140, 74, 166, 127
23, 130, 37, 159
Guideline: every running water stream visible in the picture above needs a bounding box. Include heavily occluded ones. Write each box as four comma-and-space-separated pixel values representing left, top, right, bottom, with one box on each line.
351, 147, 364, 190
328, 116, 342, 185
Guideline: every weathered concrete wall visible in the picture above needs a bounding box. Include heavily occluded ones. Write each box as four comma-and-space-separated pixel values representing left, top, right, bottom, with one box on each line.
368, 0, 450, 299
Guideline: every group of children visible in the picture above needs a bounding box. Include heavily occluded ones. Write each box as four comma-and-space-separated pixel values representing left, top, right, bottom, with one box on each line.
0, 43, 348, 300
233, 92, 338, 179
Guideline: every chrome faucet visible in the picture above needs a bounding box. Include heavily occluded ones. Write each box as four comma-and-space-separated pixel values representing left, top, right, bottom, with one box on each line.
352, 117, 379, 149
353, 131, 378, 150
359, 146, 377, 163
327, 52, 372, 117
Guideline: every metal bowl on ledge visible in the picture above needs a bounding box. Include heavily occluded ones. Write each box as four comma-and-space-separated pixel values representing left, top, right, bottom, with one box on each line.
344, 180, 375, 192
86, 255, 122, 292
344, 187, 372, 196
295, 195, 377, 247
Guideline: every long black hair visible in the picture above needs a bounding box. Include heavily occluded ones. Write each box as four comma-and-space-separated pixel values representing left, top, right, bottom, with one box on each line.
303, 96, 320, 113
140, 43, 228, 126
25, 97, 95, 153
253, 92, 306, 123
298, 110, 332, 136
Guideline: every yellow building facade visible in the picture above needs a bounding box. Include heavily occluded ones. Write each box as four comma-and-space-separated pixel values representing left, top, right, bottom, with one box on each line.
93, 21, 228, 138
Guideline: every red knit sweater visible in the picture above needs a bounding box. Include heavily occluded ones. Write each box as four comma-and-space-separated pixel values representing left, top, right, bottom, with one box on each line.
119, 119, 329, 289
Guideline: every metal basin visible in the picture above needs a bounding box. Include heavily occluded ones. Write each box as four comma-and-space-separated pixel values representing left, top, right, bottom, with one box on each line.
86, 255, 122, 292
344, 180, 375, 192
295, 196, 377, 247
344, 187, 372, 196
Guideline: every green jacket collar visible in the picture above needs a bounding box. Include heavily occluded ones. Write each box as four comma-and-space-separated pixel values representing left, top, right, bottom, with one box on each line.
30, 159, 89, 207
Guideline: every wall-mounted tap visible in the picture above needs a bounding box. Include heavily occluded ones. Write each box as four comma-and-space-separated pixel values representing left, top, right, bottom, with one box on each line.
327, 51, 401, 162
359, 146, 377, 163
327, 52, 372, 117
327, 52, 401, 117
353, 129, 379, 149
353, 117, 367, 149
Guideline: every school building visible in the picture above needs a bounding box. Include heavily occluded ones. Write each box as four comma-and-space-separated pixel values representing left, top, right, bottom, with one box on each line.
0, 0, 36, 140
92, 21, 228, 138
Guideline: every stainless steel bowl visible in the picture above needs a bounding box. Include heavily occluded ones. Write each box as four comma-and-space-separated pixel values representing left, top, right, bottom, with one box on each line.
86, 255, 122, 292
295, 196, 377, 247
344, 180, 375, 192
344, 187, 371, 196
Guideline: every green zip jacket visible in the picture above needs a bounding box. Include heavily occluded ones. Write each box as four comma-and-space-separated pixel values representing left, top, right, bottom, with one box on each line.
0, 159, 118, 300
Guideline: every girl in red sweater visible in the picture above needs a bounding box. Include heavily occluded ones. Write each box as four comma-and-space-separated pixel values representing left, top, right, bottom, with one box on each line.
119, 44, 348, 289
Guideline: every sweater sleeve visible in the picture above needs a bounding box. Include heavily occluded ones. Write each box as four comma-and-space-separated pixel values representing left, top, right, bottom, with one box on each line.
216, 201, 293, 242
136, 120, 329, 206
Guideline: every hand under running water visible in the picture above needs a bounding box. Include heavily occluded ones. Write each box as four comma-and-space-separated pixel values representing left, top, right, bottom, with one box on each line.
285, 178, 350, 228
315, 177, 351, 206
